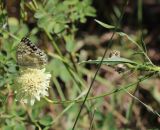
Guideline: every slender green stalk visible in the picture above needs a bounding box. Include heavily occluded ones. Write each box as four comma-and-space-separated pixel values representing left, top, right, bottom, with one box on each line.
69, 52, 78, 73
2, 30, 20, 41
51, 90, 86, 124
138, 0, 142, 24
52, 74, 66, 100
72, 1, 129, 129
45, 31, 83, 92
45, 28, 95, 126
124, 89, 160, 118
89, 109, 96, 130
32, 0, 38, 9
125, 83, 140, 128
44, 73, 152, 104
44, 73, 154, 127
45, 31, 62, 56
119, 32, 153, 65
53, 102, 74, 124
79, 67, 114, 88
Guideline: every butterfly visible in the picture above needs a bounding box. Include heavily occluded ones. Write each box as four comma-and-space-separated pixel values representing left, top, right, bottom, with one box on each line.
16, 37, 48, 69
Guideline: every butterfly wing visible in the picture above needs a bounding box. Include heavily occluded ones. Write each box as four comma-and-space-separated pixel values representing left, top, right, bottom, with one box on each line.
16, 37, 48, 68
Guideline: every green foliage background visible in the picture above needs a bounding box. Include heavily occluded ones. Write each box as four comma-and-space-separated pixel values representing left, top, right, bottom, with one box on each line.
0, 0, 160, 130
0, 0, 96, 129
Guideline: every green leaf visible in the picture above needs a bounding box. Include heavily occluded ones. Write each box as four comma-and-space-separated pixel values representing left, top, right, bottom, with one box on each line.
47, 59, 71, 82
39, 115, 53, 126
8, 17, 19, 33
34, 10, 46, 19
35, 0, 96, 34
65, 35, 76, 53
31, 108, 41, 120
85, 6, 96, 17
14, 123, 26, 130
95, 19, 115, 29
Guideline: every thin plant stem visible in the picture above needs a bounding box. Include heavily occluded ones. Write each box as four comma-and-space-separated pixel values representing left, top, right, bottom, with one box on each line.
125, 83, 140, 128
45, 73, 152, 104
69, 52, 78, 73
45, 29, 94, 125
52, 90, 86, 124
89, 109, 96, 130
52, 74, 66, 100
32, 0, 38, 9
44, 73, 154, 126
46, 31, 83, 92
138, 0, 142, 25
79, 67, 114, 88
119, 32, 153, 65
124, 89, 160, 118
72, 0, 129, 129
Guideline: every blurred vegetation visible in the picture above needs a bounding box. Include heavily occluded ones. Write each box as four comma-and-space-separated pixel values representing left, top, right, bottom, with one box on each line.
0, 0, 160, 130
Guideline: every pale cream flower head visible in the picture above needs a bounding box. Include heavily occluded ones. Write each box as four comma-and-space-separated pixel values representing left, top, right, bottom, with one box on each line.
15, 68, 51, 105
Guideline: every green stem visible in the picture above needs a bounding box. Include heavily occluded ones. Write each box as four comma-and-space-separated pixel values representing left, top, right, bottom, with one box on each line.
79, 67, 114, 89
32, 0, 38, 9
44, 73, 152, 104
45, 31, 62, 56
52, 73, 66, 100
51, 90, 86, 124
45, 31, 83, 91
69, 52, 78, 73
45, 30, 94, 124
121, 33, 153, 65
128, 63, 160, 72
125, 83, 140, 126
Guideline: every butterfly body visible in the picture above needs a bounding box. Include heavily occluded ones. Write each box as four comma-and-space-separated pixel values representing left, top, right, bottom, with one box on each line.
16, 37, 48, 69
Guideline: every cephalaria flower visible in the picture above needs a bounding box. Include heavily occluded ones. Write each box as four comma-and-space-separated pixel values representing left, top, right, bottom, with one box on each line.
15, 68, 51, 105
